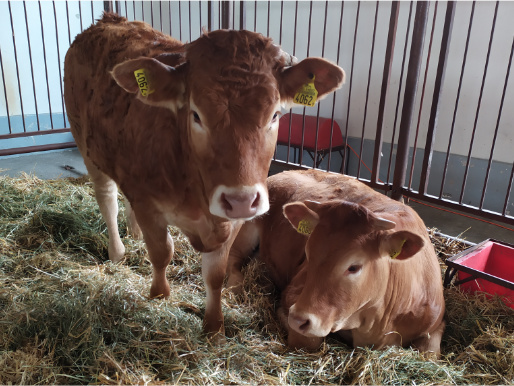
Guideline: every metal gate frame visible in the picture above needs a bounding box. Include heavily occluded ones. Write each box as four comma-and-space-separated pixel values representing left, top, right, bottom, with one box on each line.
1, 1, 513, 228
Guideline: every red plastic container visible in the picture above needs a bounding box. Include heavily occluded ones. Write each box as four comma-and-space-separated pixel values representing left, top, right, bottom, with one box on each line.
444, 239, 514, 308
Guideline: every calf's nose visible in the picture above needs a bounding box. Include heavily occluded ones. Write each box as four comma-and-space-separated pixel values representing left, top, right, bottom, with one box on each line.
288, 313, 312, 334
209, 184, 269, 220
221, 191, 260, 219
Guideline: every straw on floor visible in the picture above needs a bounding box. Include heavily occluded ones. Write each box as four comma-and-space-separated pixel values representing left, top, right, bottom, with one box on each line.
0, 174, 512, 384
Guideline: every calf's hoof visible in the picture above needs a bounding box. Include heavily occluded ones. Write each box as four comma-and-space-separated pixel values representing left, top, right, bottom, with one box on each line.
226, 272, 244, 296
150, 281, 171, 299
108, 240, 125, 263
203, 319, 226, 345
206, 331, 227, 346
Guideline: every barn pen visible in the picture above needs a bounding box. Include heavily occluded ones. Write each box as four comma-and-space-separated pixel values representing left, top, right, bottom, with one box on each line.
1, 1, 513, 384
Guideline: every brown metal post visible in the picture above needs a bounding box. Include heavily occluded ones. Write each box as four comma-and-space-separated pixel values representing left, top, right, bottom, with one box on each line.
207, 1, 214, 31
391, 1, 429, 201
371, 1, 400, 187
418, 1, 456, 195
221, 1, 232, 29
240, 2, 246, 30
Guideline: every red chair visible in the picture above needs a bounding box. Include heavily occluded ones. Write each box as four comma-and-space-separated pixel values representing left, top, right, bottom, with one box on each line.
277, 113, 347, 171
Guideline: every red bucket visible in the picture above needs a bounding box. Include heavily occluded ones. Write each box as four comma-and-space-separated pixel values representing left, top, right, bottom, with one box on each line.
444, 239, 514, 308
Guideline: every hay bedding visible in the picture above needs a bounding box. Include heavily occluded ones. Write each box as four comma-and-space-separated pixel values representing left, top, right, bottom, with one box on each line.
0, 174, 512, 385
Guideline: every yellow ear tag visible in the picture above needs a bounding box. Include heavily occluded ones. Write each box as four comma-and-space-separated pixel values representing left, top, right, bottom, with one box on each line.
390, 239, 407, 259
293, 75, 318, 107
297, 219, 314, 235
134, 68, 154, 97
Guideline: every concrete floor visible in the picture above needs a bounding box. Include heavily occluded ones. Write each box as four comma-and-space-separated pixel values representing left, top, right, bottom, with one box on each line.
1, 148, 514, 245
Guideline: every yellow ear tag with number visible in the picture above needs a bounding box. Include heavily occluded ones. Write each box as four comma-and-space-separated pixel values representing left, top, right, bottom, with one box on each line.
134, 68, 154, 97
293, 75, 318, 107
390, 239, 407, 259
297, 219, 314, 235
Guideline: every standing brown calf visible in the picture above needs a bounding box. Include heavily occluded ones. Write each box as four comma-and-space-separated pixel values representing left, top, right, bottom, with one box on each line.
228, 170, 445, 354
63, 13, 344, 338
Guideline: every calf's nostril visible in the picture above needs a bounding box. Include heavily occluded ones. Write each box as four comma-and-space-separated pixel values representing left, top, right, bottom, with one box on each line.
220, 193, 233, 211
251, 192, 260, 209
298, 318, 311, 332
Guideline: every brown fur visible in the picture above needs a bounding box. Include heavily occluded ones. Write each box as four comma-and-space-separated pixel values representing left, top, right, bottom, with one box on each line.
63, 14, 344, 338
228, 170, 445, 354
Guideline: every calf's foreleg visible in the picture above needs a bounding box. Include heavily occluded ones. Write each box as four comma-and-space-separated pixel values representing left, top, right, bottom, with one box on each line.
202, 221, 243, 339
84, 158, 125, 263
226, 221, 260, 295
134, 208, 173, 299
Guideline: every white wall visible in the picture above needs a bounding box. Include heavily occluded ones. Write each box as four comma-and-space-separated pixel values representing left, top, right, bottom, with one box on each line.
0, 1, 104, 121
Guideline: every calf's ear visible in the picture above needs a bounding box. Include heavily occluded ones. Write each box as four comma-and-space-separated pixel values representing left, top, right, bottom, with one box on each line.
279, 58, 345, 107
283, 202, 320, 236
112, 57, 187, 109
381, 230, 425, 261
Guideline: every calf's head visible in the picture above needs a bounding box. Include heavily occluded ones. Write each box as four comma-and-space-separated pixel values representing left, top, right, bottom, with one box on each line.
111, 30, 345, 220
282, 200, 424, 339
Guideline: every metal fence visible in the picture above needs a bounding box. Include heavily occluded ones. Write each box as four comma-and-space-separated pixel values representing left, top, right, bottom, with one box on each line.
1, 1, 513, 227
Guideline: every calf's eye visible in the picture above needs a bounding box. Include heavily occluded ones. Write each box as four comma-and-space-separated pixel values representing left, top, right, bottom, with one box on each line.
192, 111, 201, 124
348, 265, 362, 274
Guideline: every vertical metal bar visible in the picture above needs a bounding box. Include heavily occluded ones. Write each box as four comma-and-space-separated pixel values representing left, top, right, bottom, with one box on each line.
24, 2, 41, 132
151, 1, 154, 26
169, 1, 173, 35
327, 1, 345, 172
77, 1, 83, 31
371, 1, 399, 185
253, 1, 257, 31
198, 0, 202, 36
356, 1, 379, 179
438, 1, 474, 199
298, 1, 314, 167
266, 0, 270, 37
221, 1, 231, 29
207, 0, 212, 31
342, 1, 360, 173
312, 0, 329, 169
278, 1, 283, 44
159, 2, 163, 31
240, 1, 246, 30
407, 1, 438, 190
0, 47, 12, 133
391, 1, 429, 201
53, 1, 67, 128
178, 1, 183, 39
481, 37, 514, 210
189, 1, 192, 40
386, 2, 413, 185
284, 1, 299, 164
8, 1, 27, 133
39, 1, 54, 130
459, 1, 499, 204
503, 163, 514, 217
66, 2, 72, 45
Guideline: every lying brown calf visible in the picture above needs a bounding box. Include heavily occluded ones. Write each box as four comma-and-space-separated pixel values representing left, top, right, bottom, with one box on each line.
227, 170, 445, 354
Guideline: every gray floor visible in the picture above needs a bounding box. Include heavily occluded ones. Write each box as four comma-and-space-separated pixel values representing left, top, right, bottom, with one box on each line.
1, 148, 514, 245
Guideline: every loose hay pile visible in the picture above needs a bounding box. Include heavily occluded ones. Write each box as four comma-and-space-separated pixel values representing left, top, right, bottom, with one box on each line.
0, 174, 512, 385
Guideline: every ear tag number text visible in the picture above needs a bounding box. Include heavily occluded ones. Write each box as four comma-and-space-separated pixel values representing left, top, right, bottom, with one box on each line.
134, 68, 154, 97
294, 75, 318, 107
297, 219, 314, 235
